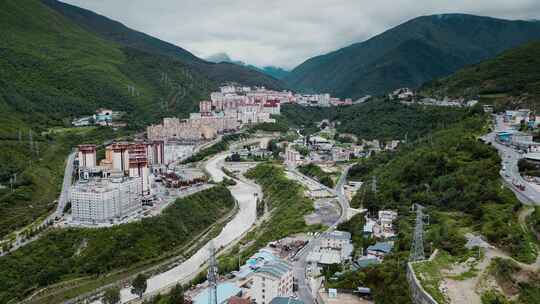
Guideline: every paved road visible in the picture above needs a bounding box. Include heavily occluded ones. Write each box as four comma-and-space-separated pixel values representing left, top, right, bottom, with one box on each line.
335, 165, 352, 226
484, 115, 540, 204
120, 152, 261, 303
55, 151, 77, 217
289, 164, 353, 304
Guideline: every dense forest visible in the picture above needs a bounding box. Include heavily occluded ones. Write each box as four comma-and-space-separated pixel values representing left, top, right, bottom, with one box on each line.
280, 100, 468, 140
0, 185, 235, 303
421, 41, 540, 110
285, 14, 540, 98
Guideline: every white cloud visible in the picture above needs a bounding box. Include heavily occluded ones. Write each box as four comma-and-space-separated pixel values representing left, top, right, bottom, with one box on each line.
63, 0, 540, 69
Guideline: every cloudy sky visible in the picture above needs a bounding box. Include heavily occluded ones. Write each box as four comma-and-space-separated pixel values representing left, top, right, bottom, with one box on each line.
64, 0, 540, 69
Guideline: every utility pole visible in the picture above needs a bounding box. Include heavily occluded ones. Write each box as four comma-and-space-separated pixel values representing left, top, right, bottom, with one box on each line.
371, 176, 377, 193
207, 242, 218, 304
28, 130, 33, 152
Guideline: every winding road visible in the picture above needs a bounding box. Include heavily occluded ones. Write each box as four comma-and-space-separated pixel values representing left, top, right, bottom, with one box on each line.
290, 165, 353, 304
483, 115, 540, 205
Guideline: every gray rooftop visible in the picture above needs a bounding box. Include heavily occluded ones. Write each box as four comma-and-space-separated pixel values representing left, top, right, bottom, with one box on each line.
321, 230, 351, 241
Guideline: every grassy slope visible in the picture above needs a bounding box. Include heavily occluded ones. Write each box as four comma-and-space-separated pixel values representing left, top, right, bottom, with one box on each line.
421, 41, 540, 109
0, 186, 235, 303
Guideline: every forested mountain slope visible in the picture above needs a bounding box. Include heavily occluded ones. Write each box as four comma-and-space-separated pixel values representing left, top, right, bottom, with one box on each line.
285, 14, 540, 98
421, 41, 540, 109
41, 0, 284, 90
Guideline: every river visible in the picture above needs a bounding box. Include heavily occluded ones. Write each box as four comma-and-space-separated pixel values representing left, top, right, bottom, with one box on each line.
119, 152, 260, 302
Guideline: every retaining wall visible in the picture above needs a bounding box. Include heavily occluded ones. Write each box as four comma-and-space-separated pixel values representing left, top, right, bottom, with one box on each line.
407, 262, 439, 304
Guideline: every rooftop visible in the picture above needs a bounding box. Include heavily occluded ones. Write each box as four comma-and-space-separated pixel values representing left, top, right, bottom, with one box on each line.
321, 230, 351, 241
269, 297, 304, 304
352, 257, 380, 270
367, 242, 394, 254
193, 282, 241, 304
253, 260, 291, 279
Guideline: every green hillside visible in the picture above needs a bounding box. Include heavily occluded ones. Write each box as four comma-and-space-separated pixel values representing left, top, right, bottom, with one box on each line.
41, 0, 285, 90
285, 14, 540, 98
280, 100, 468, 140
0, 0, 212, 237
332, 113, 538, 303
421, 41, 540, 109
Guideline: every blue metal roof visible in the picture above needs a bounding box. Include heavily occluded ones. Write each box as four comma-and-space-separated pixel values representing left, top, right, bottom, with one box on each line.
193, 282, 241, 304
269, 297, 304, 304
367, 242, 394, 254
254, 260, 291, 279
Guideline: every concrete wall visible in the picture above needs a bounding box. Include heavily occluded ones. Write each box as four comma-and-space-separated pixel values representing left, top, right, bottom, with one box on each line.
407, 262, 439, 304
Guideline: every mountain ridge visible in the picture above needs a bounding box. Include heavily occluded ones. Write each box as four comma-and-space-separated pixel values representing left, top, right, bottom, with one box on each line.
205, 52, 290, 80
285, 13, 540, 98
41, 0, 285, 89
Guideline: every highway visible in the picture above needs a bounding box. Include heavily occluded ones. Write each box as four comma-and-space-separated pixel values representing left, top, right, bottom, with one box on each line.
484, 115, 540, 205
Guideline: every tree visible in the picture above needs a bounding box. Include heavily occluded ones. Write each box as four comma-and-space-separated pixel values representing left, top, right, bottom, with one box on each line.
131, 274, 148, 298
103, 287, 121, 304
168, 284, 185, 304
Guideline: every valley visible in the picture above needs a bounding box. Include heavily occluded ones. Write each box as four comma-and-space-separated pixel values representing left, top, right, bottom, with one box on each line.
1, 1, 540, 304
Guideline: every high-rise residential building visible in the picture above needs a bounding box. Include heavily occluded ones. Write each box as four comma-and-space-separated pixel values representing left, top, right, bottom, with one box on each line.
78, 144, 97, 169
71, 175, 142, 224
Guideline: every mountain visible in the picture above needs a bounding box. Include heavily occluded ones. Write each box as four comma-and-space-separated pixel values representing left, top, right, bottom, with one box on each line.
285, 14, 540, 98
206, 52, 236, 64
41, 0, 284, 90
205, 52, 290, 80
420, 41, 540, 109
0, 0, 217, 236
0, 0, 280, 238
257, 66, 290, 80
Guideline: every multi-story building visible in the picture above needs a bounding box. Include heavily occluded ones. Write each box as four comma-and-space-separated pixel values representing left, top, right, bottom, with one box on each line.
331, 147, 351, 162
319, 231, 352, 250
251, 259, 294, 304
78, 144, 97, 169
284, 147, 302, 165
71, 175, 142, 223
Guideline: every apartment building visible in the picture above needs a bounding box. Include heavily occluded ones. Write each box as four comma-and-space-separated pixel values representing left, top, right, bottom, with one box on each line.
251, 260, 294, 304
71, 175, 142, 224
